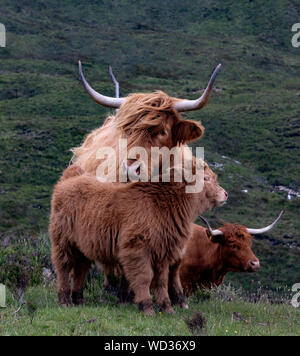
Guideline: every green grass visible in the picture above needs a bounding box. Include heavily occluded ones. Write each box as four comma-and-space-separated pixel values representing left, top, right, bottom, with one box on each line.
0, 284, 299, 336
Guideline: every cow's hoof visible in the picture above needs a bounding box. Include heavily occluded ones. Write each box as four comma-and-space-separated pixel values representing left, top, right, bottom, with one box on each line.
139, 299, 154, 316
142, 308, 155, 316
160, 299, 175, 314
163, 306, 175, 314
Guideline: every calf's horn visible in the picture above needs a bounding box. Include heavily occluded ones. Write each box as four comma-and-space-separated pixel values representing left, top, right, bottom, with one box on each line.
246, 211, 283, 235
174, 64, 222, 112
78, 61, 125, 108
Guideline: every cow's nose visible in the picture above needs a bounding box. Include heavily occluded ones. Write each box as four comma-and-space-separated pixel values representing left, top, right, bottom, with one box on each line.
224, 191, 228, 198
249, 260, 260, 271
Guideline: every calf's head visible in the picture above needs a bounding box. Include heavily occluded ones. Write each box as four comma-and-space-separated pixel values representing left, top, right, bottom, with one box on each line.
202, 162, 228, 209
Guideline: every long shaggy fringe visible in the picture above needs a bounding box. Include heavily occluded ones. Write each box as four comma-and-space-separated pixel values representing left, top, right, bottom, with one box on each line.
71, 91, 185, 177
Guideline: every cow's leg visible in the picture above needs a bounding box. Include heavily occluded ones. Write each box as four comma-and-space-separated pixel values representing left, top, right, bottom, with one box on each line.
152, 263, 175, 314
118, 275, 135, 304
56, 266, 72, 306
97, 261, 120, 296
52, 247, 73, 306
168, 261, 188, 309
121, 256, 154, 315
103, 267, 120, 296
55, 262, 73, 306
71, 253, 91, 305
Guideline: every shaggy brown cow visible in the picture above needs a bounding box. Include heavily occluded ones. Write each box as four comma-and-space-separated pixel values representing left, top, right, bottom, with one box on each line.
50, 162, 228, 315
180, 213, 283, 295
70, 62, 221, 181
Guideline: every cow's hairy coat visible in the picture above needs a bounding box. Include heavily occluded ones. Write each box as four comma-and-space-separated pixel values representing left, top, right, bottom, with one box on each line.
71, 91, 204, 180
180, 223, 259, 295
52, 90, 228, 314
50, 162, 225, 315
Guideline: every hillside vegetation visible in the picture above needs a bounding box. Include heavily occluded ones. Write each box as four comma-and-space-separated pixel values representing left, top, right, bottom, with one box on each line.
0, 0, 299, 301
1, 283, 299, 336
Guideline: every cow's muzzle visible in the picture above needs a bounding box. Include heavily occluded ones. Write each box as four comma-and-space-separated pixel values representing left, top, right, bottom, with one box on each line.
247, 260, 260, 272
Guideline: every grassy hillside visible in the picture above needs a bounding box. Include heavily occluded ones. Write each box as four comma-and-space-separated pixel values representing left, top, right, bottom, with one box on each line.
1, 284, 299, 336
0, 0, 299, 297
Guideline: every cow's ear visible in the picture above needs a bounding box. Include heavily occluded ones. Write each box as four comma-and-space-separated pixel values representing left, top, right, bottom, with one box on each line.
174, 120, 204, 144
211, 234, 225, 244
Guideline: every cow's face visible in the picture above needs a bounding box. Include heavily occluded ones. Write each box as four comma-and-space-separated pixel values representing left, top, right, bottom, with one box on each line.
213, 224, 260, 272
148, 115, 204, 149
203, 163, 228, 208
116, 92, 204, 180
116, 92, 204, 151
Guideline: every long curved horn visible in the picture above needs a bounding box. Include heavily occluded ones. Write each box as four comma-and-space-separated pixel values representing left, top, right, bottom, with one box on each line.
199, 216, 223, 236
78, 60, 125, 108
174, 64, 222, 112
246, 211, 283, 235
109, 66, 120, 98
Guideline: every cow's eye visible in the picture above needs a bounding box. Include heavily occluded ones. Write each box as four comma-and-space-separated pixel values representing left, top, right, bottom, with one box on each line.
160, 130, 167, 136
204, 176, 210, 182
232, 245, 240, 251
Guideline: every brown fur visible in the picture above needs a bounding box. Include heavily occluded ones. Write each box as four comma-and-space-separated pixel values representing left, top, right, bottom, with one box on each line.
59, 159, 228, 303
60, 165, 85, 181
50, 164, 226, 315
57, 91, 226, 310
180, 223, 259, 295
71, 91, 204, 180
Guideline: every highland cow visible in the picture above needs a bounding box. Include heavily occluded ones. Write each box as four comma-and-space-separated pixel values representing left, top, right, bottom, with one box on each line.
50, 161, 228, 315
180, 213, 282, 295
70, 62, 221, 181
